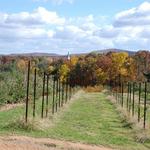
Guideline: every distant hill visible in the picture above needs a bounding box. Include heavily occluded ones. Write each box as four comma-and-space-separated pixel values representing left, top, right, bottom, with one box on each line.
9, 52, 61, 57
92, 48, 137, 55
0, 49, 139, 57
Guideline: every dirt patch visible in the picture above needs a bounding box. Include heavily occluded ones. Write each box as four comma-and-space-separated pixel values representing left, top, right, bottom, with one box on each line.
0, 103, 24, 112
0, 136, 113, 150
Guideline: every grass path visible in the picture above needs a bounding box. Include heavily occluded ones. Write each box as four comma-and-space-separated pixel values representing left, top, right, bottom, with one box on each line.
0, 91, 149, 149
45, 91, 149, 150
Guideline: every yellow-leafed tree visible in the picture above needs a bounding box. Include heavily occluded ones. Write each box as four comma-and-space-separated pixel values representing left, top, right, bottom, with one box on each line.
59, 64, 70, 82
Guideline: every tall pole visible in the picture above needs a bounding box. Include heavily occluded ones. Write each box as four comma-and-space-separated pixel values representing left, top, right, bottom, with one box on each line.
69, 77, 72, 100
61, 82, 64, 106
129, 82, 132, 113
119, 74, 121, 104
65, 77, 68, 103
46, 75, 49, 117
25, 61, 30, 123
127, 82, 129, 110
121, 82, 124, 107
33, 68, 36, 118
56, 74, 58, 112
58, 77, 61, 107
52, 75, 55, 114
138, 82, 141, 122
41, 72, 46, 118
144, 82, 147, 129
132, 82, 135, 116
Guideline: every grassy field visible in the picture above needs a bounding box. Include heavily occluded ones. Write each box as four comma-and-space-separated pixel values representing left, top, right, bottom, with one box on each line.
0, 91, 150, 149
112, 87, 150, 127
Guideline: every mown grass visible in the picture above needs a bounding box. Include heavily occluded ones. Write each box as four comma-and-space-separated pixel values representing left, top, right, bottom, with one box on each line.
113, 89, 150, 127
0, 91, 150, 149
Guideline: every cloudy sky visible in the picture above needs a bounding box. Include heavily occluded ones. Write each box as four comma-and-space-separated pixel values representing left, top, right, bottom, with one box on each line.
0, 0, 150, 54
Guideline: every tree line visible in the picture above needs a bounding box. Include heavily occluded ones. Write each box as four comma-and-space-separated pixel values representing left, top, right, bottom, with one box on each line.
0, 50, 150, 105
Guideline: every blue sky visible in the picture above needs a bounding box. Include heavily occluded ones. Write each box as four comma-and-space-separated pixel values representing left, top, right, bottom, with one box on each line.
0, 0, 145, 16
0, 0, 150, 54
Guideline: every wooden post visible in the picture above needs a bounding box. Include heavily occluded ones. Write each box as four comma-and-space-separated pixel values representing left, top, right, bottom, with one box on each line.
129, 82, 132, 113
61, 82, 64, 107
144, 82, 147, 129
71, 86, 72, 98
46, 75, 49, 117
138, 82, 141, 122
58, 77, 61, 107
65, 78, 68, 103
121, 82, 124, 107
119, 80, 121, 105
56, 75, 58, 112
127, 82, 129, 110
116, 82, 117, 102
132, 82, 135, 116
69, 84, 71, 100
116, 81, 118, 103
33, 68, 36, 118
69, 76, 71, 100
52, 75, 55, 114
25, 61, 30, 123
41, 72, 45, 118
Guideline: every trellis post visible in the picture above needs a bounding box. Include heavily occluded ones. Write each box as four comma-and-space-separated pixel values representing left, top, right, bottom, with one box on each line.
33, 68, 36, 118
25, 61, 30, 123
41, 72, 46, 118
138, 82, 141, 122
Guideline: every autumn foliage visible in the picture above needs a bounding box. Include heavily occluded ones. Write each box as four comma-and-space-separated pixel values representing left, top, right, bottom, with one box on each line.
57, 52, 138, 87
0, 50, 150, 105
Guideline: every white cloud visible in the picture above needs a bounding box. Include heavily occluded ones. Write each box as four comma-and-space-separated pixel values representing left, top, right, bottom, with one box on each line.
1, 2, 150, 54
114, 2, 150, 27
0, 7, 65, 27
94, 25, 119, 38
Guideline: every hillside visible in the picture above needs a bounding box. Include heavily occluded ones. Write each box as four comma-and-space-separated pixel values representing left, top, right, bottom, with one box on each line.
0, 49, 145, 57
92, 48, 137, 55
9, 52, 61, 57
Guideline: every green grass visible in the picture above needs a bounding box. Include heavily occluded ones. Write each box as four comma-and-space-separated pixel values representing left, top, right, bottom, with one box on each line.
0, 91, 150, 149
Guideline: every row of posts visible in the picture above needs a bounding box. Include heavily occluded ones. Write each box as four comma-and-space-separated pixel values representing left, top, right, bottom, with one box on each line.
110, 81, 148, 129
25, 61, 77, 123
